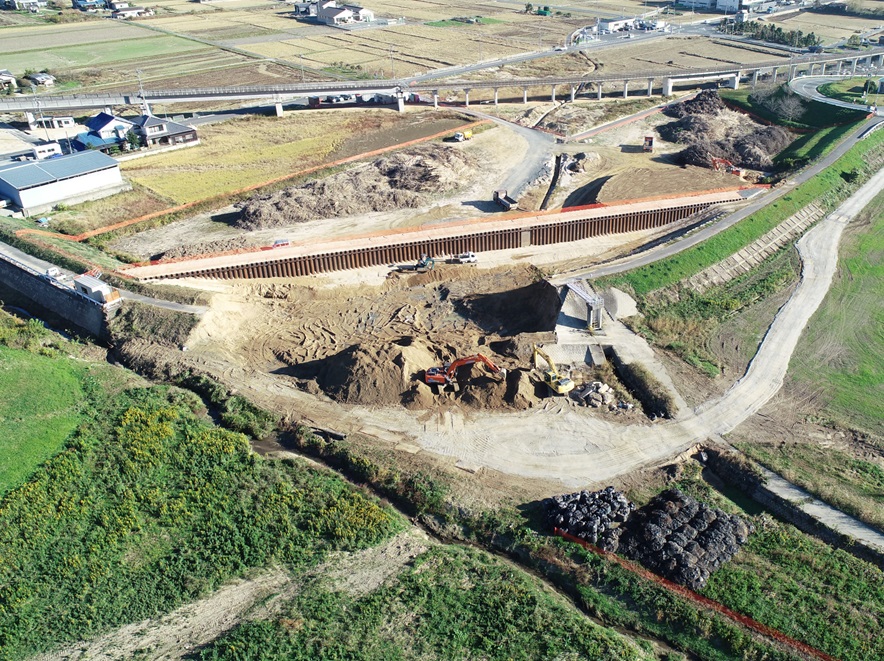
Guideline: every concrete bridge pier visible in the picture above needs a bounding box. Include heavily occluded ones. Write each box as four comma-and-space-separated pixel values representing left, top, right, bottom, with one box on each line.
837, 60, 843, 74
878, 53, 884, 68
788, 65, 797, 81
433, 91, 438, 110
551, 85, 556, 103
274, 102, 283, 117
523, 87, 528, 104
597, 83, 603, 100
464, 88, 470, 107
397, 94, 405, 112
662, 78, 673, 96
647, 78, 654, 95
771, 67, 778, 83
852, 59, 858, 74
728, 73, 739, 90
623, 80, 629, 98
493, 88, 499, 105
570, 85, 577, 102
752, 70, 759, 87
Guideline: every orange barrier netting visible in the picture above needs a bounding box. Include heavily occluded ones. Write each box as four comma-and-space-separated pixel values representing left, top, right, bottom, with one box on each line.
554, 529, 836, 661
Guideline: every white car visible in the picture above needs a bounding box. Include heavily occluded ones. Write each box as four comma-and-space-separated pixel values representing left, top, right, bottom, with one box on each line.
455, 252, 477, 264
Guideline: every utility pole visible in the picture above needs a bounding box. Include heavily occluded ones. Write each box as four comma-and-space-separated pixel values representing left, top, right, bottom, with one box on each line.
389, 46, 395, 79
34, 98, 50, 143
135, 69, 151, 116
299, 53, 305, 82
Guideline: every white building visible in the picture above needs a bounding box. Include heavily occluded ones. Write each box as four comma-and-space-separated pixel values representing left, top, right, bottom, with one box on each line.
311, 0, 374, 25
598, 17, 636, 32
30, 142, 63, 160
0, 151, 128, 216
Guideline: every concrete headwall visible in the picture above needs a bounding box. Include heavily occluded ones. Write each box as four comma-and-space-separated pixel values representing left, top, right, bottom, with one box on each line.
0, 254, 109, 340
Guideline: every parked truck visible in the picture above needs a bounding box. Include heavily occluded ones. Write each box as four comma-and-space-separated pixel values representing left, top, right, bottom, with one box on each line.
493, 189, 518, 211
643, 136, 654, 152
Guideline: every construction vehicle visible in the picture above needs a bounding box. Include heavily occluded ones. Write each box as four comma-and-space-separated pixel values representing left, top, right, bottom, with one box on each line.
711, 157, 742, 177
392, 253, 435, 273
424, 353, 506, 392
532, 344, 575, 395
642, 136, 654, 152
493, 189, 518, 211
452, 130, 473, 142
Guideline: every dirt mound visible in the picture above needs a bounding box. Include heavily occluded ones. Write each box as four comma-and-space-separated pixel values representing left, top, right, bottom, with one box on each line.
157, 236, 254, 261
236, 144, 479, 230
596, 166, 738, 203
658, 91, 791, 171
663, 89, 726, 118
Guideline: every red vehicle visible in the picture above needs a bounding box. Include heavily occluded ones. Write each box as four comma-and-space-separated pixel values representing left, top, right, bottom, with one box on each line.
424, 354, 506, 391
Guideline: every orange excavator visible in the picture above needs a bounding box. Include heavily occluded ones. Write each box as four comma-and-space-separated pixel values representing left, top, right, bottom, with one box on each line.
424, 354, 507, 392
711, 157, 742, 177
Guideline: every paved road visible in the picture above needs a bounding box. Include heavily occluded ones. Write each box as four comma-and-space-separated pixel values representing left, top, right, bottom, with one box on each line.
0, 241, 206, 315
790, 75, 884, 114
551, 114, 884, 283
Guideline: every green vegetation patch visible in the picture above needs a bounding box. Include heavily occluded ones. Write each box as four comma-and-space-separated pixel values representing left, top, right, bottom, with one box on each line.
109, 301, 199, 349
773, 120, 864, 168
788, 189, 884, 436
596, 126, 884, 297
719, 87, 867, 129
737, 442, 884, 531
818, 77, 882, 105
0, 342, 82, 496
199, 545, 654, 661
0, 386, 402, 659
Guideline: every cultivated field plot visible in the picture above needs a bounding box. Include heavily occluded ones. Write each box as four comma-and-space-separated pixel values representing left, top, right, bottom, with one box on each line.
0, 34, 205, 75
0, 21, 148, 54
771, 11, 884, 43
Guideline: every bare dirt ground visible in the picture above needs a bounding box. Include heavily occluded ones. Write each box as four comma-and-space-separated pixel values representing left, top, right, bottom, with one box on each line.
110, 124, 530, 259
38, 528, 432, 660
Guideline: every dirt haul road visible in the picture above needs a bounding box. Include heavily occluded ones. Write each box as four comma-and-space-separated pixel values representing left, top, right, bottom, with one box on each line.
177, 164, 881, 489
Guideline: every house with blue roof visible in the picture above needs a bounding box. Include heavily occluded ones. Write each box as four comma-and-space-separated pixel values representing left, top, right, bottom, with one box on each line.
71, 112, 135, 154
0, 151, 129, 216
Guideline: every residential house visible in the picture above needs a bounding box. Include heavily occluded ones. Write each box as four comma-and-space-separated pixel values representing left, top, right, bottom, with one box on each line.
4, 0, 48, 10
131, 114, 198, 147
72, 0, 105, 9
0, 70, 16, 91
71, 111, 135, 153
309, 0, 374, 25
111, 5, 151, 17
25, 72, 55, 87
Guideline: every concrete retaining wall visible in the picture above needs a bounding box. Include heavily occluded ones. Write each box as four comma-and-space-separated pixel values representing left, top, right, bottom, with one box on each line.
706, 448, 884, 571
0, 254, 110, 340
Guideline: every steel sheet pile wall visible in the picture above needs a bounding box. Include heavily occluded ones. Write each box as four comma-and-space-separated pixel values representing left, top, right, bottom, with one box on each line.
157, 200, 713, 281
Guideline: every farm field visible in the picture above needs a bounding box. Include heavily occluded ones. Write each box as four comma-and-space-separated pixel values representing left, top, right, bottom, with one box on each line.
771, 11, 884, 43
0, 21, 149, 54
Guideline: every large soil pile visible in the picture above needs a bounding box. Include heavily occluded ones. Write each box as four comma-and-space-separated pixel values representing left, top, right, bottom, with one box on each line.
596, 166, 738, 203
659, 90, 791, 170
236, 144, 479, 230
545, 487, 753, 591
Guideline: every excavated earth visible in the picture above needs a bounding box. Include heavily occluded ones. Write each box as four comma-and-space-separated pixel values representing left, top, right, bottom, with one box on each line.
208, 265, 566, 412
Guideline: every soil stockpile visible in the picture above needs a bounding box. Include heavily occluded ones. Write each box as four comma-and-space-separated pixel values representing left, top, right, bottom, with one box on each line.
596, 166, 738, 204
547, 487, 753, 590
659, 91, 791, 170
617, 489, 754, 591
236, 144, 479, 230
156, 236, 253, 261
544, 487, 636, 551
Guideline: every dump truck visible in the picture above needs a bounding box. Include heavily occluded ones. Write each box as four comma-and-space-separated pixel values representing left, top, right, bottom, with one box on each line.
452, 130, 473, 142
643, 136, 654, 152
493, 189, 518, 211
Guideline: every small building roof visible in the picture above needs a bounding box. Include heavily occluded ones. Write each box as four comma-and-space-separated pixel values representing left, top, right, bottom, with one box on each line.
72, 132, 122, 150
0, 151, 118, 191
73, 274, 112, 292
0, 69, 15, 79
84, 111, 133, 133
132, 114, 195, 137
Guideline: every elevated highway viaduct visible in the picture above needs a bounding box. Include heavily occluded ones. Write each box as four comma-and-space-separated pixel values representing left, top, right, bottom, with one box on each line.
1, 49, 881, 114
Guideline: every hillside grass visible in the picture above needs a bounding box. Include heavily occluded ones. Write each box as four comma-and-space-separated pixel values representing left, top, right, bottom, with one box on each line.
595, 125, 884, 297
0, 343, 82, 496
773, 120, 864, 166
788, 188, 884, 436
0, 370, 402, 659
818, 76, 881, 104
199, 545, 655, 661
719, 87, 868, 129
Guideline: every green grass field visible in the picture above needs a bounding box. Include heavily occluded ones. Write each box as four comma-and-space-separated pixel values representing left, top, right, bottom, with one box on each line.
0, 344, 82, 496
1, 36, 204, 73
199, 545, 654, 661
788, 189, 884, 436
773, 120, 864, 166
819, 76, 883, 105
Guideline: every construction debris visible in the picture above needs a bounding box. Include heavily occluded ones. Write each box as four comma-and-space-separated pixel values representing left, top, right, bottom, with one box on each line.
544, 487, 636, 550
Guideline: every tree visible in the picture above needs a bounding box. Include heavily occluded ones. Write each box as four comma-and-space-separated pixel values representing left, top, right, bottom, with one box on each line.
775, 94, 805, 122
125, 130, 141, 151
847, 34, 862, 48
525, 2, 533, 13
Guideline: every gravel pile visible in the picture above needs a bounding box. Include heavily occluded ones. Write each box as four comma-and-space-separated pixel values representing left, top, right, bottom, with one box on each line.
543, 487, 635, 551
617, 489, 754, 591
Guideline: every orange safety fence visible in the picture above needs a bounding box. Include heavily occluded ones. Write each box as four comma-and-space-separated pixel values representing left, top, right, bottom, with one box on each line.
14, 120, 493, 245
554, 529, 836, 661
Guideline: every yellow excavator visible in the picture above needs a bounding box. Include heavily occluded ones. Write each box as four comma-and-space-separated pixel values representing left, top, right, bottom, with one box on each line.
532, 344, 575, 395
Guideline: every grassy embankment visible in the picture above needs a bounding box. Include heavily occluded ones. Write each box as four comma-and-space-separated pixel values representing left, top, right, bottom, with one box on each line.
287, 426, 884, 661
818, 76, 883, 105
735, 189, 884, 528
0, 314, 654, 660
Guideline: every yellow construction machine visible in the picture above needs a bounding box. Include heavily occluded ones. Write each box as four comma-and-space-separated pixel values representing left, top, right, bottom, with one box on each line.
532, 344, 575, 395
